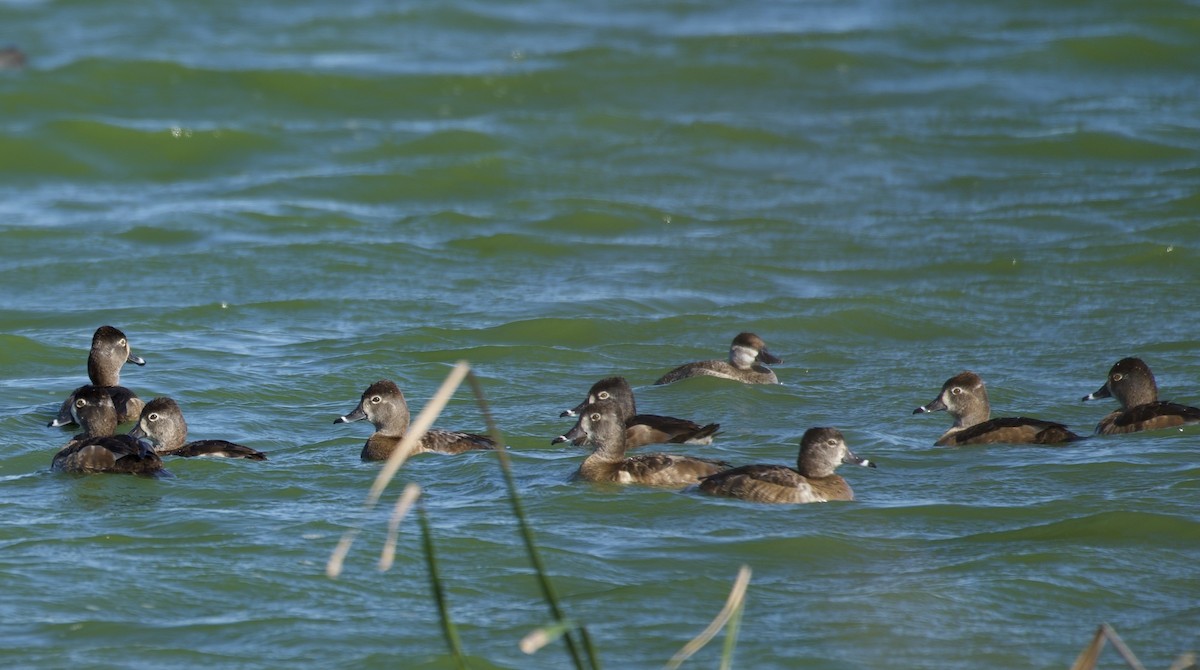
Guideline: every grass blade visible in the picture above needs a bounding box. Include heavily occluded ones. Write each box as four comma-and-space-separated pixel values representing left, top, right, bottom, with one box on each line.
663, 565, 752, 670
1100, 624, 1146, 670
521, 620, 578, 655
718, 584, 746, 670
1070, 624, 1148, 670
379, 483, 422, 572
464, 369, 599, 670
418, 500, 468, 669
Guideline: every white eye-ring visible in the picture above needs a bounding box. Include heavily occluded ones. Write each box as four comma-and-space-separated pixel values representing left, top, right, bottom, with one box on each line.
951, 387, 963, 395
589, 413, 601, 422
598, 391, 610, 400
370, 395, 382, 404
119, 338, 127, 347
1112, 373, 1124, 382
148, 413, 160, 422
75, 398, 87, 409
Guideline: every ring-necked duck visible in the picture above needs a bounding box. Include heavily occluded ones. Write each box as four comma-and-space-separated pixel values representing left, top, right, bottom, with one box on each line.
698, 427, 874, 503
564, 400, 730, 487
50, 385, 167, 476
334, 380, 495, 460
554, 376, 720, 447
1082, 357, 1200, 434
50, 325, 146, 427
654, 332, 782, 385
128, 397, 267, 460
914, 371, 1082, 446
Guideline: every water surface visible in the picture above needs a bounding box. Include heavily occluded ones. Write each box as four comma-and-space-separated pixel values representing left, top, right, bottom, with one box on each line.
1, 0, 1199, 668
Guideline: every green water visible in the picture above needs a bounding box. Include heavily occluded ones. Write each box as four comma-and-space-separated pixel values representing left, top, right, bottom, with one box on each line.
1, 1, 1199, 668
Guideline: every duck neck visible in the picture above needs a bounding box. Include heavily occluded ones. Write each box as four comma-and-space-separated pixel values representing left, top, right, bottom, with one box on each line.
87, 355, 120, 386
82, 413, 118, 438
586, 422, 628, 462
376, 407, 410, 437
1118, 384, 1158, 409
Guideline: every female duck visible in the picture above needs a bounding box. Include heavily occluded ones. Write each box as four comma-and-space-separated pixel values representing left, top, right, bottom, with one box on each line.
554, 376, 720, 447
50, 325, 147, 427
698, 427, 874, 503
566, 400, 730, 487
51, 385, 167, 476
1082, 357, 1200, 434
334, 380, 495, 460
654, 332, 782, 385
914, 371, 1082, 446
128, 397, 267, 460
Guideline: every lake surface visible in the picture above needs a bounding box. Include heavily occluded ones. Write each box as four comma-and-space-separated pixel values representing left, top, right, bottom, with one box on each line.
1, 0, 1198, 668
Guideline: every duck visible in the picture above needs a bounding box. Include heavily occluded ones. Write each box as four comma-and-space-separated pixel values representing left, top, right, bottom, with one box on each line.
334, 380, 495, 460
554, 376, 720, 447
698, 427, 874, 503
566, 400, 731, 487
913, 371, 1083, 446
50, 385, 168, 476
654, 332, 782, 385
49, 325, 147, 427
1082, 357, 1200, 434
128, 397, 267, 460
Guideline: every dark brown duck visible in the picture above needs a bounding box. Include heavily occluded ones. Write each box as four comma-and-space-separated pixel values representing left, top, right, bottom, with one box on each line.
914, 371, 1082, 446
554, 376, 719, 447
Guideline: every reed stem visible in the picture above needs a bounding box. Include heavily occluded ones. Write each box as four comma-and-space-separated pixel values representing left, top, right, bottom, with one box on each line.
465, 369, 600, 670
419, 500, 468, 670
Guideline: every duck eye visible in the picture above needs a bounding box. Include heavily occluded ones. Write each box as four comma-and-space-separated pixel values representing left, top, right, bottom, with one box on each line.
597, 391, 610, 400
119, 338, 127, 347
589, 412, 601, 421
951, 387, 962, 395
1112, 373, 1123, 382
370, 395, 382, 404
75, 398, 87, 409
148, 413, 159, 422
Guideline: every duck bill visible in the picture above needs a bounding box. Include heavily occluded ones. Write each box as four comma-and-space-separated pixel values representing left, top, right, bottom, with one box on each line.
127, 353, 146, 366
127, 423, 147, 440
843, 450, 877, 469
1081, 384, 1111, 402
334, 405, 367, 424
48, 405, 75, 428
559, 399, 586, 418
757, 350, 783, 365
913, 396, 946, 414
552, 420, 588, 447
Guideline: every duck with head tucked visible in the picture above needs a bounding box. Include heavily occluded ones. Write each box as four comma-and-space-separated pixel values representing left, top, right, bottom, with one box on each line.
1082, 357, 1200, 434
50, 325, 147, 428
50, 385, 168, 476
334, 380, 495, 460
914, 371, 1083, 446
698, 427, 874, 503
563, 399, 731, 487
554, 376, 720, 447
654, 332, 782, 385
128, 397, 267, 460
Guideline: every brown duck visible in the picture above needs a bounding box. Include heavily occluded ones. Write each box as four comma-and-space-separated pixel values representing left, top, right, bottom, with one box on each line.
554, 376, 719, 447
567, 400, 730, 487
699, 427, 874, 503
914, 371, 1082, 446
334, 380, 495, 460
1082, 357, 1200, 434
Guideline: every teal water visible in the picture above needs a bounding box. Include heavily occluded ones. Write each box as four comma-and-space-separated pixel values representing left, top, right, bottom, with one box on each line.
1, 0, 1199, 668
